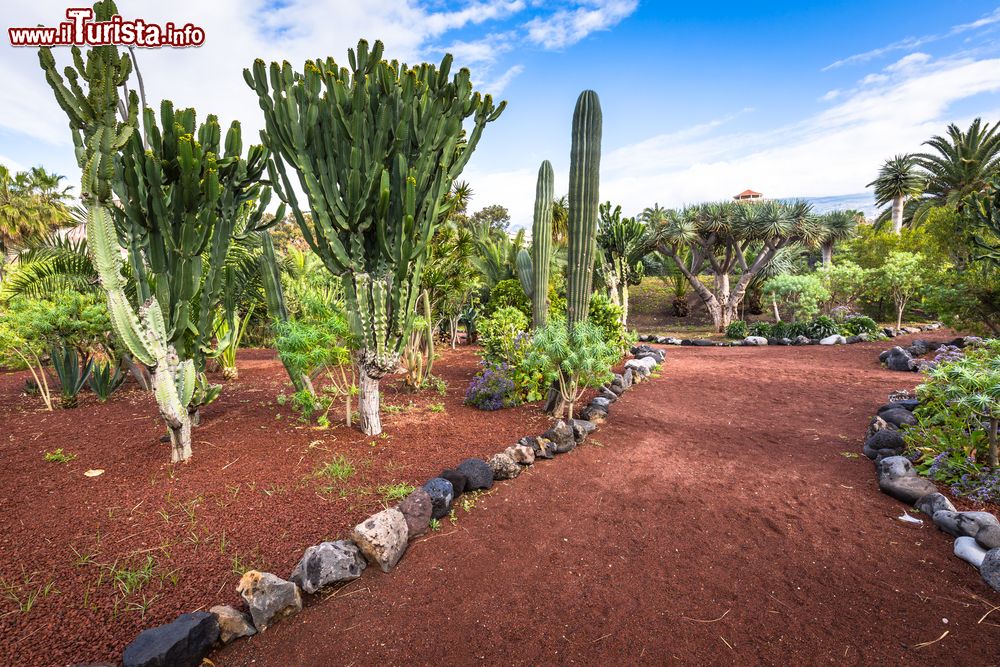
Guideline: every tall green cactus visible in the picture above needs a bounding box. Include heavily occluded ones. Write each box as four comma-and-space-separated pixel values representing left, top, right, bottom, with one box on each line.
531, 160, 554, 327
38, 0, 279, 462
514, 160, 554, 328
245, 39, 505, 435
566, 91, 602, 327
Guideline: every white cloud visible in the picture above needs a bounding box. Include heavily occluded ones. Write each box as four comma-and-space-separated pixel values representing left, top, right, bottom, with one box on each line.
885, 52, 931, 72
823, 6, 1000, 70
591, 55, 1000, 216
482, 64, 524, 94
860, 73, 889, 86
820, 89, 840, 101
524, 0, 638, 49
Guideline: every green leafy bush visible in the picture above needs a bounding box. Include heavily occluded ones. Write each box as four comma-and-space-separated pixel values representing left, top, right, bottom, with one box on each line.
726, 320, 748, 339
763, 273, 830, 321
477, 306, 530, 365
484, 279, 531, 319
528, 320, 617, 420
747, 321, 772, 338
805, 316, 840, 339
907, 341, 1000, 502
588, 293, 632, 354
842, 315, 881, 337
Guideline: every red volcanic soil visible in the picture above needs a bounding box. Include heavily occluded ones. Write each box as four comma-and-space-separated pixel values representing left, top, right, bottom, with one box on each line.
0, 346, 550, 666
215, 333, 1000, 667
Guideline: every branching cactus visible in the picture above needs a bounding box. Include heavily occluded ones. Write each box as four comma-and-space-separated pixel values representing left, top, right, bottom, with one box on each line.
38, 0, 278, 462
246, 39, 505, 435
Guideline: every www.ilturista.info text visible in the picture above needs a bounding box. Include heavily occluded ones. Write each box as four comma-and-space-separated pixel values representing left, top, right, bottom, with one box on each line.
8, 8, 205, 47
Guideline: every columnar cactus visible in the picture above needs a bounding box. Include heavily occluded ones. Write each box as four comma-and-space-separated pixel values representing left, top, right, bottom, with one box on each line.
566, 91, 603, 327
514, 160, 554, 328
245, 39, 505, 435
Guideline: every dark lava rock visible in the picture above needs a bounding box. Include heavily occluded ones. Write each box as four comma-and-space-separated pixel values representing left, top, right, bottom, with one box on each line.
422, 478, 455, 519
439, 468, 468, 496
571, 419, 597, 443
123, 611, 219, 667
863, 429, 905, 460
456, 458, 494, 491
880, 408, 918, 428
982, 549, 1000, 592
290, 540, 366, 594
884, 346, 916, 372
543, 420, 577, 453
397, 488, 433, 538
932, 510, 1000, 539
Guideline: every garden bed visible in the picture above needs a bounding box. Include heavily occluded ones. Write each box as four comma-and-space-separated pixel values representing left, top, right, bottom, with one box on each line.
0, 346, 550, 666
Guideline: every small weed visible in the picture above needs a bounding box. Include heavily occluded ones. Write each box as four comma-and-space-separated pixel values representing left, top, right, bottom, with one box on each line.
385, 401, 415, 415
276, 393, 287, 406
0, 573, 58, 615
231, 553, 254, 576
840, 451, 860, 459
448, 508, 458, 525
428, 402, 445, 413
429, 518, 441, 532
43, 449, 75, 464
315, 455, 355, 482
69, 546, 96, 567
430, 377, 448, 396
378, 482, 415, 503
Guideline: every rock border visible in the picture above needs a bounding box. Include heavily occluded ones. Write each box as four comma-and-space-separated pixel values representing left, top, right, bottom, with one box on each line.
117, 345, 667, 667
860, 396, 1000, 594
637, 322, 944, 347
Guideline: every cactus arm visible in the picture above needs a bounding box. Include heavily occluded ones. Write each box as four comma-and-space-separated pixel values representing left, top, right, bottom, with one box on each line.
531, 160, 554, 327
566, 91, 602, 328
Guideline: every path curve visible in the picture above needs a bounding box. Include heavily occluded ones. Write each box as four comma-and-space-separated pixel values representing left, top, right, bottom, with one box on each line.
218, 337, 1000, 666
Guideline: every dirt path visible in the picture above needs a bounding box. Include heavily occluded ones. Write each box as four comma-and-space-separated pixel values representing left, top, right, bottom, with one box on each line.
217, 338, 1000, 666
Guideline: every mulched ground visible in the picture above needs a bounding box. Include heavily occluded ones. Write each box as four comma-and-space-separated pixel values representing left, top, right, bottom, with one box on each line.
0, 347, 551, 666
214, 332, 1000, 667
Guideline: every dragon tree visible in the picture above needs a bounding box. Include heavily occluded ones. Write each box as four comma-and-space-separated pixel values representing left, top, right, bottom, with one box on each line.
246, 39, 505, 435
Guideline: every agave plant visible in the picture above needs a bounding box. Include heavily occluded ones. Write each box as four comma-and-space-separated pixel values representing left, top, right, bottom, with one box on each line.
50, 345, 94, 408
88, 357, 128, 401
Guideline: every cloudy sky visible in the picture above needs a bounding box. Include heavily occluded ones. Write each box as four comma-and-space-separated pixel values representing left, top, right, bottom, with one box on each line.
3, 1, 1000, 227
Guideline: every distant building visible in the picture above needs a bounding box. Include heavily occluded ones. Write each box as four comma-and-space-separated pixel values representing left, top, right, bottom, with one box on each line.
733, 189, 763, 202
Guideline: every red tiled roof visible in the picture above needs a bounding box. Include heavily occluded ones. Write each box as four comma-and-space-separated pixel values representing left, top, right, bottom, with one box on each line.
735, 189, 762, 197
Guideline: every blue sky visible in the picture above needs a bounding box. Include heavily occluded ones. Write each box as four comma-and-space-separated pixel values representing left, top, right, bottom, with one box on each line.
3, 1, 1000, 227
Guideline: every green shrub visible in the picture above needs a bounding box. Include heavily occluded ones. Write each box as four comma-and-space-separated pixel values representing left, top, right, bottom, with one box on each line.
725, 320, 748, 339
907, 341, 1000, 502
747, 321, 772, 338
763, 273, 830, 321
528, 320, 617, 420
805, 316, 839, 339
477, 306, 530, 365
484, 279, 531, 319
842, 315, 880, 337
588, 293, 631, 354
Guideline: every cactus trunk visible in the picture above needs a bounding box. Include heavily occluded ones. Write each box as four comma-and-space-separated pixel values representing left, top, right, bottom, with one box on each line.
566, 91, 602, 328
531, 160, 554, 327
357, 362, 382, 436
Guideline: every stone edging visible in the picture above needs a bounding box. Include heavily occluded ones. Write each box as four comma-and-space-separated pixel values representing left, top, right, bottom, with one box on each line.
862, 398, 1000, 594
116, 345, 668, 667
638, 322, 944, 347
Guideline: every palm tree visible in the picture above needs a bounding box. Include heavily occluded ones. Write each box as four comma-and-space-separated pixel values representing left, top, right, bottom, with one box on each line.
815, 210, 861, 265
448, 180, 474, 216
867, 155, 923, 234
0, 165, 73, 267
913, 118, 1000, 224
640, 202, 669, 227
551, 195, 569, 245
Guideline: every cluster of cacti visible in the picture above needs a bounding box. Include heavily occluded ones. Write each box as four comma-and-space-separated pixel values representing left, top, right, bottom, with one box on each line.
515, 161, 555, 327
565, 90, 603, 328
38, 0, 278, 462
245, 39, 504, 435
597, 201, 649, 327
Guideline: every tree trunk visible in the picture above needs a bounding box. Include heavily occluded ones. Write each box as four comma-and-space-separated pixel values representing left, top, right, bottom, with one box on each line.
543, 382, 566, 416
772, 295, 781, 322
357, 366, 382, 436
169, 417, 192, 463
621, 282, 629, 328
892, 195, 904, 234
821, 242, 833, 266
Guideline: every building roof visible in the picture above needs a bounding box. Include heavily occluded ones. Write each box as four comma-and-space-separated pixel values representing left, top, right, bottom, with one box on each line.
735, 189, 762, 198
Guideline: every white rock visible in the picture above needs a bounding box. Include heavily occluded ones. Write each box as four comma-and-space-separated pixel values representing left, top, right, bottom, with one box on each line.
625, 357, 657, 375
820, 335, 847, 345
955, 536, 988, 569
351, 508, 409, 573
743, 336, 768, 346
